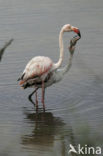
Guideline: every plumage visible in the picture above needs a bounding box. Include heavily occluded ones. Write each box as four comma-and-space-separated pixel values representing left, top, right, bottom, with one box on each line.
19, 56, 53, 84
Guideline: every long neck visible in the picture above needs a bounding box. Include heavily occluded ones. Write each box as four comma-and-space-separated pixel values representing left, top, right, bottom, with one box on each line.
62, 53, 73, 75
54, 48, 74, 83
54, 29, 64, 69
61, 46, 75, 75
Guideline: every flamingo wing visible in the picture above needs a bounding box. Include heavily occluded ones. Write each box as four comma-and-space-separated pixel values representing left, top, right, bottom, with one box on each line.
19, 56, 53, 85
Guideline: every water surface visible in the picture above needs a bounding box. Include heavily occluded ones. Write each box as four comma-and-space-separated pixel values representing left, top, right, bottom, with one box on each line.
0, 0, 103, 155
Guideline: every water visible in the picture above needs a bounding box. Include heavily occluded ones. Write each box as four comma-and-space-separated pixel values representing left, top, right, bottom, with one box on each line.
0, 0, 103, 155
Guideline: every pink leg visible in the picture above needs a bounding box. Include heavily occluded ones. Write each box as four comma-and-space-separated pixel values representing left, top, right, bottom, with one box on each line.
35, 90, 38, 110
41, 81, 45, 111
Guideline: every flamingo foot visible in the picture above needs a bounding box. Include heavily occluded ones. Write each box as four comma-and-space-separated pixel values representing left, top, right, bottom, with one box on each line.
28, 94, 35, 106
28, 87, 39, 107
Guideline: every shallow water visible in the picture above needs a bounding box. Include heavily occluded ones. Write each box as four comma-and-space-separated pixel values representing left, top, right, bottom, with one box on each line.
0, 0, 103, 155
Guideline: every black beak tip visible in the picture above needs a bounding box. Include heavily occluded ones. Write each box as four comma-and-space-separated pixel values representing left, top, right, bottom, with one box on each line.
78, 31, 81, 38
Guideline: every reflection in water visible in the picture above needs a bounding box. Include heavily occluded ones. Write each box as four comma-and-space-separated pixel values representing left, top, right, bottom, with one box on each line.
21, 109, 103, 156
21, 109, 67, 155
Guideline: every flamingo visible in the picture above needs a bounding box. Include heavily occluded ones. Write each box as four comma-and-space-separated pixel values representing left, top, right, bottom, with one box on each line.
18, 24, 81, 111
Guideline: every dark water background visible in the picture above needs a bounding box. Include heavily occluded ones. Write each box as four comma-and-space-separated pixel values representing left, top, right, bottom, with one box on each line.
0, 0, 103, 155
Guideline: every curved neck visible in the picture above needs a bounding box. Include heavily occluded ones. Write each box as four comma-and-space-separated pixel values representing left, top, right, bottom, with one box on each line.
54, 28, 64, 69
62, 46, 75, 75
54, 48, 74, 83
62, 53, 73, 75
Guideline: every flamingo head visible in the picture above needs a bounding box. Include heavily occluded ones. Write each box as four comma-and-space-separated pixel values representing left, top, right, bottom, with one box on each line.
62, 24, 81, 38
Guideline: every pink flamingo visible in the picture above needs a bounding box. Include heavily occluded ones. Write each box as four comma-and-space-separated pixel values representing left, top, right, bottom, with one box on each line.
18, 24, 81, 111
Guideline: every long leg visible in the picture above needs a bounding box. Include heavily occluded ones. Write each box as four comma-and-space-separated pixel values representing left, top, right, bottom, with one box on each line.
41, 81, 45, 111
28, 87, 39, 106
35, 90, 38, 109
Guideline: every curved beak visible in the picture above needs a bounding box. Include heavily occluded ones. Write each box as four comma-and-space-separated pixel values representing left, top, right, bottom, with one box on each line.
71, 26, 81, 38
77, 30, 81, 38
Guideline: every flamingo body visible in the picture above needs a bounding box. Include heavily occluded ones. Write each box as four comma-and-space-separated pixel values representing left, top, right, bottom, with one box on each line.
19, 56, 53, 85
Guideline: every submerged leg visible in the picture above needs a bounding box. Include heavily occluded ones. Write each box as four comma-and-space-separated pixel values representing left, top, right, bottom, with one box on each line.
41, 81, 45, 111
35, 90, 38, 110
28, 87, 39, 106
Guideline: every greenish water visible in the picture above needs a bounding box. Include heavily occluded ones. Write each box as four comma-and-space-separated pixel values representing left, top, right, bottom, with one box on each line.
0, 0, 103, 155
